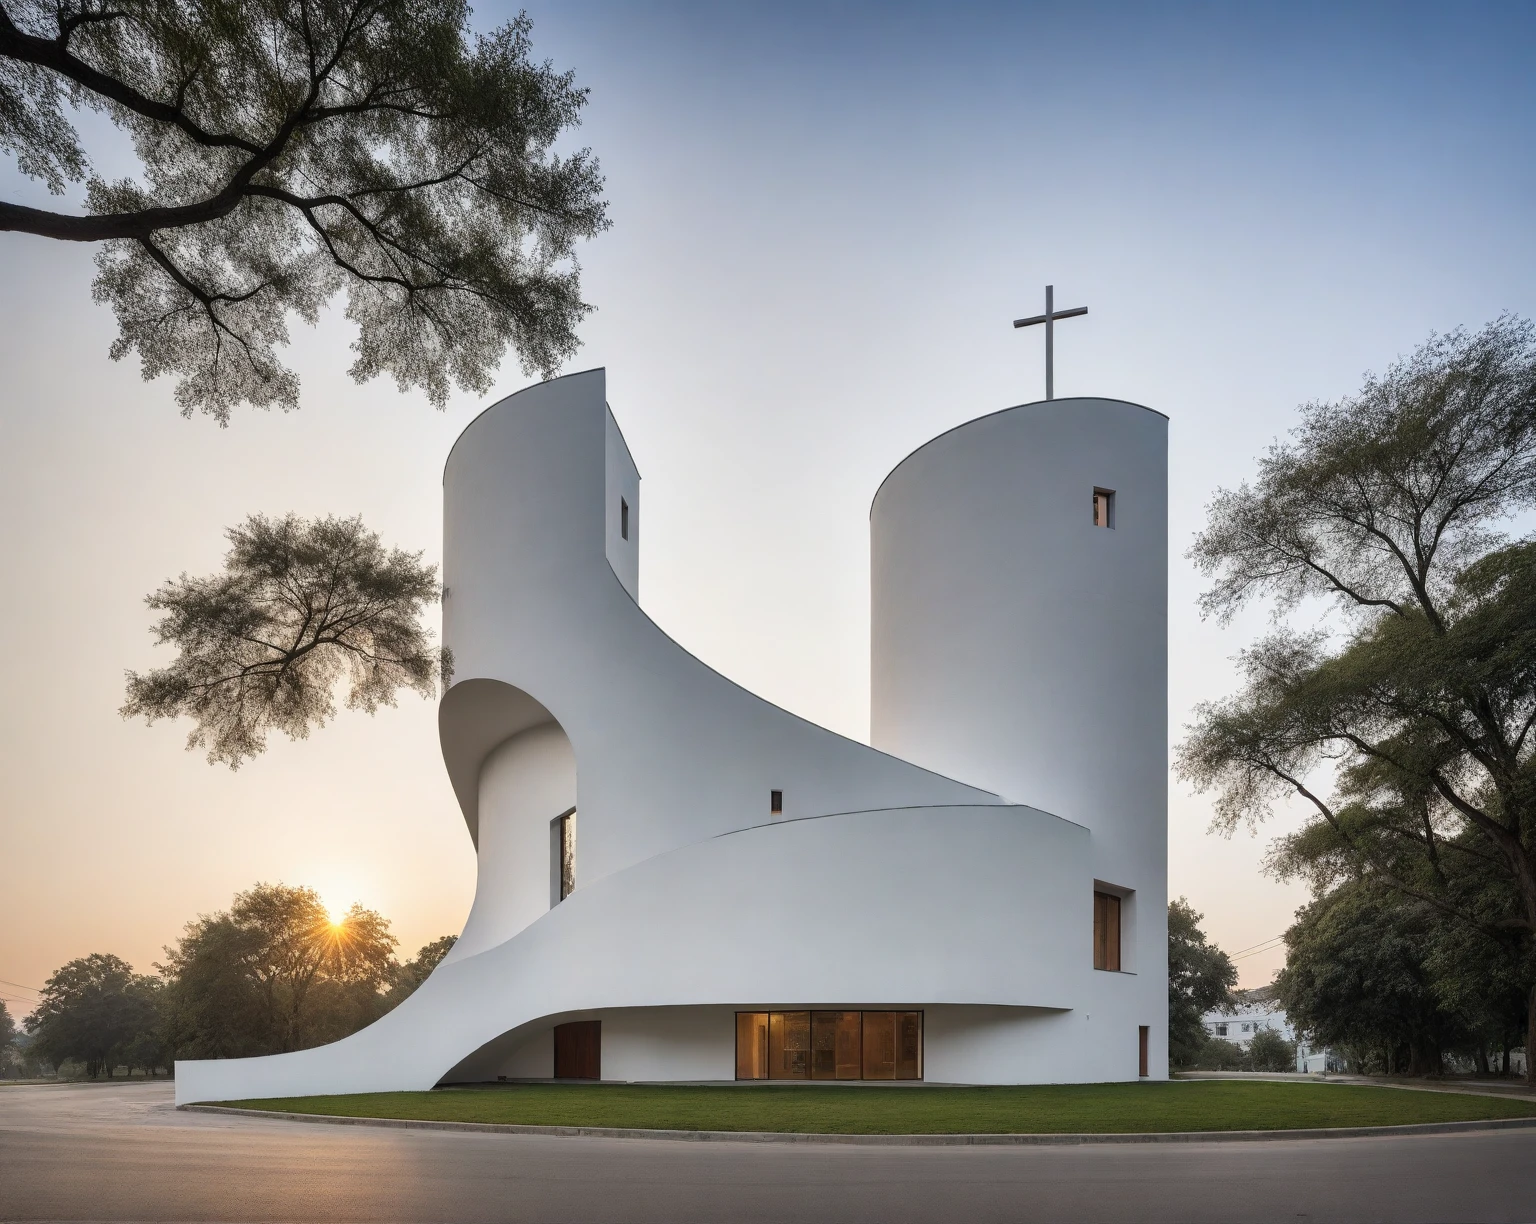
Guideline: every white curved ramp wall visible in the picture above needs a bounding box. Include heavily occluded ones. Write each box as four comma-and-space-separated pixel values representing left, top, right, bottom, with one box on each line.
438, 369, 1001, 881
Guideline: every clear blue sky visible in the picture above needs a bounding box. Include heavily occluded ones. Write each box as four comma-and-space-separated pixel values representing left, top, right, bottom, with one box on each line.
2, 1, 1533, 1015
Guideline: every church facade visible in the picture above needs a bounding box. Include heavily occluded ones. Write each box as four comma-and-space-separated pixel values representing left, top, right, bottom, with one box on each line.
176, 368, 1168, 1102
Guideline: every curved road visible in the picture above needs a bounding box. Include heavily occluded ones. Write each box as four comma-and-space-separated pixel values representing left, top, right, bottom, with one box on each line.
3, 1082, 1535, 1223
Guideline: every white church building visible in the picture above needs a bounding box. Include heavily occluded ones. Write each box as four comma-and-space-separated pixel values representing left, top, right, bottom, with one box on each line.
176, 367, 1169, 1102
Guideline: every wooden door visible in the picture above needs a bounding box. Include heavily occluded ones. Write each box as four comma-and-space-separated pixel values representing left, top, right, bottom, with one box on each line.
554, 1020, 601, 1080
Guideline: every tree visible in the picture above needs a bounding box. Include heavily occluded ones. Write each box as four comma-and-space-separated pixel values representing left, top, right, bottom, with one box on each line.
1275, 881, 1467, 1075
158, 913, 271, 1058
119, 975, 170, 1075
1245, 1025, 1297, 1073
383, 934, 455, 1010
24, 953, 160, 1077
0, 1003, 16, 1069
1168, 897, 1238, 1068
1177, 316, 1536, 1081
161, 882, 397, 1055
0, 0, 607, 420
1420, 863, 1532, 1074
122, 513, 442, 767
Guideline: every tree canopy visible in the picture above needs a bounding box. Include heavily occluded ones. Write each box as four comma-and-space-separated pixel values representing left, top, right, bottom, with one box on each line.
122, 513, 441, 767
24, 953, 161, 1077
383, 933, 455, 1010
0, 1002, 16, 1056
14, 885, 450, 1074
1167, 898, 1238, 1067
1178, 315, 1536, 1079
161, 882, 397, 1055
0, 0, 607, 420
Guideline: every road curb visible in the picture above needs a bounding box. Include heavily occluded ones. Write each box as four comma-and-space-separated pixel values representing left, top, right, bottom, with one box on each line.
178, 1104, 1536, 1145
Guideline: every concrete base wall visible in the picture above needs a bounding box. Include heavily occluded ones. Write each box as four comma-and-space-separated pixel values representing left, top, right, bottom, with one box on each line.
469, 1004, 1152, 1085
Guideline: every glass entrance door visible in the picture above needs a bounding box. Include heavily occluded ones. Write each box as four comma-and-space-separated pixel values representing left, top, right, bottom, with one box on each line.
737, 1011, 922, 1080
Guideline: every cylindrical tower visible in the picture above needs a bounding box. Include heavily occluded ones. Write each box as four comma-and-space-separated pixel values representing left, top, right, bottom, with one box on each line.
870, 397, 1167, 907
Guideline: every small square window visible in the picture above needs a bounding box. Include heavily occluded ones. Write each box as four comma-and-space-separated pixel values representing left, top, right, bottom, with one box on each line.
620, 498, 629, 541
1092, 487, 1115, 528
770, 789, 783, 815
1216, 1023, 1227, 1037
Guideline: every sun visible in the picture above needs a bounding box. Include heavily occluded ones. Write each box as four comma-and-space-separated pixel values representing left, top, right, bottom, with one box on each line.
320, 898, 349, 927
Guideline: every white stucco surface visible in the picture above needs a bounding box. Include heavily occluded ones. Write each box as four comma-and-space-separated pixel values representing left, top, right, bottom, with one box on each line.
871, 395, 1170, 1076
175, 370, 1170, 1103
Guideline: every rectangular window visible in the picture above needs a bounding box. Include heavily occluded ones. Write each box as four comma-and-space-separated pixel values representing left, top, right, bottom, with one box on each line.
768, 1010, 811, 1079
1139, 1025, 1149, 1077
620, 498, 629, 540
862, 1011, 896, 1080
736, 1012, 768, 1080
897, 1011, 923, 1080
1216, 1023, 1228, 1036
811, 1011, 863, 1080
552, 809, 576, 903
737, 1012, 921, 1081
770, 789, 783, 815
1093, 890, 1122, 971
1093, 487, 1115, 528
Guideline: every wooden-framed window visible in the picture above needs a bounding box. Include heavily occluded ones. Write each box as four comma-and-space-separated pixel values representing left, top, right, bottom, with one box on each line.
1139, 1025, 1149, 1077
736, 1011, 921, 1081
1093, 890, 1122, 970
1093, 487, 1115, 528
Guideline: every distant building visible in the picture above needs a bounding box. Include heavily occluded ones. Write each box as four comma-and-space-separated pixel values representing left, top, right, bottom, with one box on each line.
1202, 988, 1342, 1073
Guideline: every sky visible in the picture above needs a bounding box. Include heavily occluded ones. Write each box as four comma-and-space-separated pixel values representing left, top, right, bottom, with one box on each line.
2, 0, 1534, 1022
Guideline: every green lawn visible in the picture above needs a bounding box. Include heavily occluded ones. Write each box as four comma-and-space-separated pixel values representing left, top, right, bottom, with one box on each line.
213, 1080, 1536, 1135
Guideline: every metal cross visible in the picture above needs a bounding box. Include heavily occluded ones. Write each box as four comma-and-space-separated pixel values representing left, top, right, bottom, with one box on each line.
1013, 285, 1087, 401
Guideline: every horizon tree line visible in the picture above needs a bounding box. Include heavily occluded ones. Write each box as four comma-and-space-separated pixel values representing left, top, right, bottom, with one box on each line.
3, 883, 455, 1078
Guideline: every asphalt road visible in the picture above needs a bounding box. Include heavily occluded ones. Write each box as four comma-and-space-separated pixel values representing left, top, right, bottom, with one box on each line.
3, 1082, 1536, 1224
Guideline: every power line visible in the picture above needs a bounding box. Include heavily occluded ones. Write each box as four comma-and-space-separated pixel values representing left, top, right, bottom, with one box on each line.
1231, 941, 1286, 962
0, 978, 42, 995
1227, 935, 1285, 958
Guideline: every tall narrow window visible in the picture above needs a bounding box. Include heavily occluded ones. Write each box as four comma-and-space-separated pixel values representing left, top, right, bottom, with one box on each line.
768, 1011, 811, 1079
861, 1011, 897, 1080
552, 809, 576, 902
1093, 487, 1115, 528
1139, 1025, 1150, 1077
770, 789, 783, 815
736, 1012, 769, 1080
620, 497, 629, 540
1093, 890, 1121, 970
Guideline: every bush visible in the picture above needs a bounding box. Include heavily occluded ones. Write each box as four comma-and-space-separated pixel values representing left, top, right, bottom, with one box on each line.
1247, 1027, 1298, 1072
1193, 1037, 1249, 1071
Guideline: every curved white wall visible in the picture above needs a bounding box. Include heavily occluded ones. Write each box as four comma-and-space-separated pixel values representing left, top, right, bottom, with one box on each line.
439, 369, 1002, 889
177, 803, 1109, 1102
448, 721, 575, 962
175, 374, 1170, 1102
871, 397, 1168, 1069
